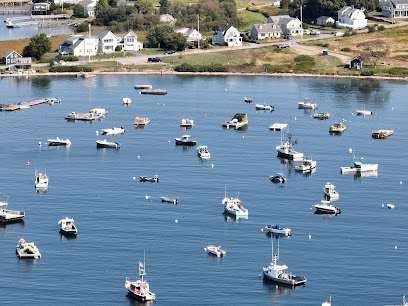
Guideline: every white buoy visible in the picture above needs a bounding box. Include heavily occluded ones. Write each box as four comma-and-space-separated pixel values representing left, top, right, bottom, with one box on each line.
258, 274, 261, 278
392, 107, 394, 110
294, 117, 297, 120
261, 228, 264, 232
133, 177, 136, 180
145, 195, 149, 200
351, 112, 354, 115
137, 156, 141, 159
308, 235, 311, 240
349, 148, 352, 153
175, 219, 178, 223
395, 245, 398, 250
162, 103, 165, 106
96, 131, 99, 135
381, 203, 384, 207
157, 103, 160, 105
204, 248, 207, 252
225, 88, 227, 91
38, 142, 41, 146
400, 181, 402, 184
211, 164, 214, 168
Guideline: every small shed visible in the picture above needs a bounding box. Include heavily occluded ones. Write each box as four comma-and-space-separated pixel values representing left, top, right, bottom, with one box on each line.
350, 56, 364, 70
316, 16, 335, 26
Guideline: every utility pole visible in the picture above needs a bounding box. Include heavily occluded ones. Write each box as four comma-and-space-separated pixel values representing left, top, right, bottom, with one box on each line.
197, 14, 200, 51
300, 3, 304, 42
88, 23, 91, 62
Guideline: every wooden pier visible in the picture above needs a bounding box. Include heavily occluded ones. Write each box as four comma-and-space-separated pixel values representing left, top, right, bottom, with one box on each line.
0, 98, 60, 111
372, 130, 394, 139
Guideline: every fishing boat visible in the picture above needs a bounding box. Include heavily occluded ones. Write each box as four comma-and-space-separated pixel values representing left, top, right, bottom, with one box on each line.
222, 113, 248, 129
134, 117, 150, 126
140, 175, 159, 183
180, 119, 194, 128
269, 173, 287, 183
324, 182, 339, 199
58, 217, 78, 236
197, 145, 210, 159
295, 159, 316, 172
340, 158, 378, 174
125, 255, 156, 302
175, 135, 196, 146
204, 245, 226, 257
244, 97, 253, 103
276, 132, 303, 160
16, 238, 41, 259
329, 122, 346, 134
134, 85, 152, 89
314, 200, 341, 214
96, 139, 120, 149
101, 127, 125, 135
222, 187, 248, 218
356, 106, 372, 116
47, 137, 71, 146
265, 225, 291, 236
0, 194, 25, 223
298, 98, 317, 110
161, 196, 178, 204
313, 112, 330, 119
123, 98, 131, 105
263, 239, 307, 286
269, 123, 288, 131
35, 171, 49, 189
255, 104, 274, 112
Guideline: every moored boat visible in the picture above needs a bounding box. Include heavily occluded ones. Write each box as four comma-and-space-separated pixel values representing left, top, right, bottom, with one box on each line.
197, 145, 210, 159
140, 175, 159, 183
324, 182, 339, 199
180, 119, 194, 127
204, 245, 226, 257
125, 256, 156, 301
35, 171, 49, 189
47, 137, 71, 146
140, 89, 167, 95
134, 117, 150, 126
313, 112, 330, 119
276, 132, 303, 160
123, 98, 131, 105
161, 196, 178, 204
269, 123, 288, 131
295, 159, 316, 172
175, 134, 196, 146
222, 113, 248, 129
222, 187, 248, 218
255, 104, 274, 112
101, 127, 125, 135
244, 97, 253, 103
269, 173, 287, 183
58, 217, 78, 236
298, 98, 317, 110
96, 139, 120, 149
372, 130, 393, 139
265, 225, 291, 236
329, 122, 346, 134
0, 194, 25, 223
356, 106, 372, 116
16, 238, 41, 259
314, 200, 341, 214
134, 85, 152, 89
340, 158, 378, 174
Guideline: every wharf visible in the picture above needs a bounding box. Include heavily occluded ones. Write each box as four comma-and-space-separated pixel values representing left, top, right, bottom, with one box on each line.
0, 98, 60, 111
372, 130, 394, 139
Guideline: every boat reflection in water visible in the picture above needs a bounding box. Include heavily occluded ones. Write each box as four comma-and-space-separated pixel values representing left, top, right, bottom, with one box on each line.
0, 220, 25, 233
296, 167, 316, 178
263, 278, 304, 298
223, 211, 248, 223
354, 171, 378, 180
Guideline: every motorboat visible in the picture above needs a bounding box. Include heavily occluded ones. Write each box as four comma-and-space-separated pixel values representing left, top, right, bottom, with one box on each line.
134, 117, 150, 126
276, 132, 303, 160
58, 217, 78, 236
197, 145, 210, 159
123, 97, 131, 105
140, 175, 159, 183
16, 238, 41, 259
96, 139, 120, 149
356, 106, 372, 116
255, 104, 274, 112
298, 98, 317, 110
0, 194, 25, 223
329, 122, 346, 134
222, 186, 248, 218
204, 245, 226, 257
80, 73, 96, 78
175, 135, 196, 146
324, 182, 339, 199
35, 171, 49, 189
48, 137, 71, 146
340, 158, 378, 174
101, 127, 125, 135
313, 112, 330, 119
269, 123, 287, 131
314, 200, 341, 214
161, 197, 178, 204
244, 97, 253, 103
180, 119, 194, 127
269, 173, 287, 183
134, 85, 152, 89
222, 113, 248, 129
295, 159, 316, 172
263, 239, 306, 286
125, 256, 156, 302
265, 225, 291, 236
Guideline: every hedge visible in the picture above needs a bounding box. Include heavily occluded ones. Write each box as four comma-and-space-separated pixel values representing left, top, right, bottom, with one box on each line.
49, 66, 93, 73
175, 63, 227, 72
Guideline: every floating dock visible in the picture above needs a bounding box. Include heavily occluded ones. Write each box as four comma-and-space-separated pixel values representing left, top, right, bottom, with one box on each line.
0, 98, 60, 112
269, 123, 287, 131
140, 89, 167, 95
372, 130, 394, 139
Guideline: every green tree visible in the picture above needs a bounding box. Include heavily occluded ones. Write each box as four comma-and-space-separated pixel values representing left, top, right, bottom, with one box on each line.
135, 0, 154, 14
95, 0, 109, 16
163, 32, 187, 51
159, 0, 172, 14
108, 0, 117, 7
146, 24, 174, 48
73, 3, 85, 18
22, 33, 52, 60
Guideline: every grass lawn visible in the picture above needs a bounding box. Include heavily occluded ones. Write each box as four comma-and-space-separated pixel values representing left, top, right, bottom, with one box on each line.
138, 48, 167, 55
78, 52, 134, 60
236, 0, 273, 9
237, 10, 267, 31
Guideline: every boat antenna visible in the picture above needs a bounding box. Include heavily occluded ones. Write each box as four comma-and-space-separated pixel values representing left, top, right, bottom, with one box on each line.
224, 184, 227, 199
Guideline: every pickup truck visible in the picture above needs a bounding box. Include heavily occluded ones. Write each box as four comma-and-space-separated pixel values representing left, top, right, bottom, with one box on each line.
277, 43, 290, 49
148, 57, 162, 62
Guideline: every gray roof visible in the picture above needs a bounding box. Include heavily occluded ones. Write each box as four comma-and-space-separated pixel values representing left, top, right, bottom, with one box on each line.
317, 16, 334, 21
389, 0, 408, 6
2, 50, 20, 58
339, 6, 361, 16
252, 23, 281, 33
218, 24, 232, 34
80, 0, 95, 6
267, 15, 291, 24
91, 29, 112, 39
184, 28, 195, 36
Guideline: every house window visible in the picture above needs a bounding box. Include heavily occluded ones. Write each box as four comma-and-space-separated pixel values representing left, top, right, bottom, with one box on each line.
261, 33, 265, 37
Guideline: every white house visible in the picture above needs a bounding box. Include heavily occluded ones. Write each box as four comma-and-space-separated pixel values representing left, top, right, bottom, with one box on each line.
212, 24, 242, 47
272, 1, 280, 6
58, 30, 143, 56
80, 0, 96, 17
336, 6, 368, 29
382, 0, 408, 18
53, 0, 80, 5
249, 23, 282, 40
160, 14, 177, 26
316, 16, 335, 25
267, 15, 302, 36
175, 28, 202, 42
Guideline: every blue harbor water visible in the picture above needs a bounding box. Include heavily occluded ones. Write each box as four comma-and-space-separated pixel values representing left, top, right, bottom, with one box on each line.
0, 74, 407, 305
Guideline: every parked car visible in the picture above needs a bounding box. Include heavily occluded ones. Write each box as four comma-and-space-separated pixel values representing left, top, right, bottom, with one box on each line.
50, 61, 58, 67
310, 30, 320, 35
277, 43, 290, 49
148, 57, 162, 62
58, 60, 66, 66
187, 45, 196, 49
303, 29, 311, 35
334, 31, 344, 37
164, 50, 176, 55
284, 34, 293, 40
60, 51, 70, 56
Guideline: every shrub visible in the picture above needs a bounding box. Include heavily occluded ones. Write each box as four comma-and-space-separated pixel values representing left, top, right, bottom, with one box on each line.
249, 58, 256, 66
351, 31, 357, 36
360, 70, 374, 76
294, 55, 315, 71
341, 47, 351, 52
174, 63, 227, 73
368, 25, 376, 33
115, 46, 121, 52
343, 31, 351, 37
322, 43, 329, 48
378, 25, 385, 31
388, 67, 408, 76
49, 66, 93, 73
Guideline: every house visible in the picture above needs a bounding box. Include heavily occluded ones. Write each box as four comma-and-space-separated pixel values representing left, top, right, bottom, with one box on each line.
2, 50, 22, 65
14, 57, 32, 71
80, 0, 96, 17
267, 15, 303, 36
160, 14, 177, 26
382, 0, 408, 18
53, 0, 80, 5
58, 30, 143, 56
316, 16, 335, 25
336, 6, 367, 29
212, 24, 242, 47
249, 23, 282, 40
31, 2, 50, 15
350, 56, 364, 70
175, 28, 202, 42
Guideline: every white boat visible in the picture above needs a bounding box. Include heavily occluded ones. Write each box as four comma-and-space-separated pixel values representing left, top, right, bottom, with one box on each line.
387, 203, 395, 210
180, 119, 194, 127
222, 186, 248, 218
161, 196, 178, 204
123, 97, 131, 105
16, 238, 41, 259
140, 175, 159, 183
197, 145, 210, 159
204, 245, 226, 257
314, 200, 341, 214
134, 117, 150, 126
255, 104, 274, 112
265, 225, 291, 236
298, 98, 318, 110
134, 85, 152, 89
356, 106, 372, 116
125, 255, 156, 302
276, 132, 303, 160
48, 137, 71, 146
324, 182, 339, 199
58, 217, 78, 236
101, 127, 125, 135
175, 135, 196, 146
222, 113, 248, 129
295, 159, 316, 172
263, 239, 307, 286
313, 112, 330, 119
322, 297, 332, 306
35, 170, 49, 189
0, 194, 25, 223
269, 123, 287, 131
340, 159, 378, 174
18, 103, 30, 110
96, 139, 120, 149
269, 173, 287, 183
403, 295, 408, 306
